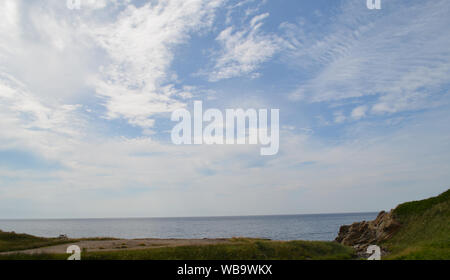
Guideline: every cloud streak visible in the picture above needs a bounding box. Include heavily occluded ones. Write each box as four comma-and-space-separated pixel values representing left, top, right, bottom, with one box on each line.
286, 0, 450, 118
208, 12, 282, 81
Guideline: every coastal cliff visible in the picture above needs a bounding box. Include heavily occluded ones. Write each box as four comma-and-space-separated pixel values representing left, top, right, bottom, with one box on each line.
335, 189, 449, 259
335, 210, 400, 256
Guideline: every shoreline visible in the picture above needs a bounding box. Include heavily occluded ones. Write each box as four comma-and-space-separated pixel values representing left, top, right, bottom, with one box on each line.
0, 237, 244, 256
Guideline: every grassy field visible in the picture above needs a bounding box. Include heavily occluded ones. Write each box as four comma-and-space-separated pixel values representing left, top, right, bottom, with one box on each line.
0, 238, 354, 260
382, 189, 450, 260
0, 230, 74, 253
79, 239, 354, 260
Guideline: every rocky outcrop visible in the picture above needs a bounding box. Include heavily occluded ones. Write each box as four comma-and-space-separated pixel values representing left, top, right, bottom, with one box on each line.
335, 211, 401, 257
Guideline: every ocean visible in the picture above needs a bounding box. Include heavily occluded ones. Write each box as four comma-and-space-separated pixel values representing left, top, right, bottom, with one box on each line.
0, 212, 378, 241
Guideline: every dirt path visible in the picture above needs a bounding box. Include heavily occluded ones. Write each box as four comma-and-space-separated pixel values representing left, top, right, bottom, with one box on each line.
0, 238, 233, 255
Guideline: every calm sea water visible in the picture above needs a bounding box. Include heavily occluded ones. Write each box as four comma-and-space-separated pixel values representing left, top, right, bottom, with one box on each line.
0, 213, 378, 241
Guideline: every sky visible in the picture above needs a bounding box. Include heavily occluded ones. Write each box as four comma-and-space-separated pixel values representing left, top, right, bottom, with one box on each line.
0, 0, 449, 219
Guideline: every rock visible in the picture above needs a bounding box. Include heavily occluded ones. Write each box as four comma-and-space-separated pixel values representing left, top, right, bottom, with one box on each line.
335, 210, 401, 257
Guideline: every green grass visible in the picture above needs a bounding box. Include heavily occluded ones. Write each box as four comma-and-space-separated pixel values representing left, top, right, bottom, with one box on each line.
0, 253, 68, 260
0, 230, 75, 253
0, 239, 354, 260
84, 240, 354, 260
0, 230, 116, 254
382, 189, 450, 260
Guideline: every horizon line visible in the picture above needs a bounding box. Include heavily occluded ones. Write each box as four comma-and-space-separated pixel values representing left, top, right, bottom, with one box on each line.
0, 211, 381, 221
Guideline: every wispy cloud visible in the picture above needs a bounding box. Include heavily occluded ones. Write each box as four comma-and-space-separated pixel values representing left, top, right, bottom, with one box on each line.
91, 0, 225, 128
208, 12, 282, 81
286, 0, 450, 117
351, 105, 367, 120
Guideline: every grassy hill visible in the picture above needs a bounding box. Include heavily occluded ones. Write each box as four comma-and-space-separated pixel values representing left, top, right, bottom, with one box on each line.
382, 189, 450, 259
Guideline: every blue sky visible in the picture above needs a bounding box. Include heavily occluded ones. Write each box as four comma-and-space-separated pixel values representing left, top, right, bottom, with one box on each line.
0, 0, 449, 218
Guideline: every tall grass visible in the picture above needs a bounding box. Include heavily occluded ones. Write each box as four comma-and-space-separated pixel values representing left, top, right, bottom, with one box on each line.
383, 189, 450, 260
0, 239, 354, 260
0, 231, 73, 253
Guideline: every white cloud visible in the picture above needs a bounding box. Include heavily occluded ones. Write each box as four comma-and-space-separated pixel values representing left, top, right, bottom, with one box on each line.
286, 0, 450, 115
208, 13, 281, 81
351, 106, 367, 120
82, 0, 113, 10
333, 111, 346, 123
0, 0, 102, 103
0, 1, 19, 52
0, 73, 86, 170
2, 106, 450, 218
90, 0, 225, 128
